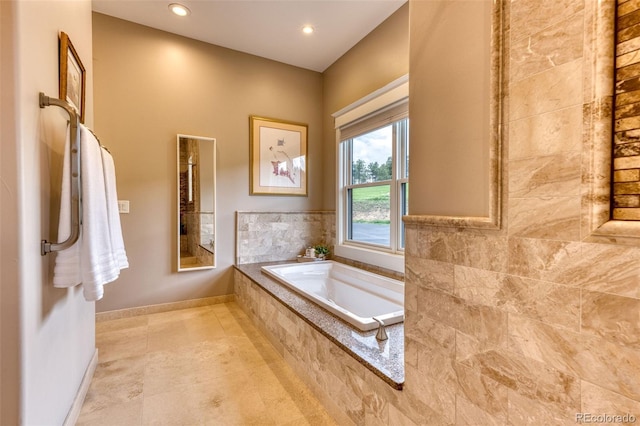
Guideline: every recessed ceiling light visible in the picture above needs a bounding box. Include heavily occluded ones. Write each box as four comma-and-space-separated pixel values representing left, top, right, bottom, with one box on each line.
169, 3, 190, 17
302, 25, 315, 35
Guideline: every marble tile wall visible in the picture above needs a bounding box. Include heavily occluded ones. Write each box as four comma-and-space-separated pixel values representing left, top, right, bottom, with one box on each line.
614, 1, 640, 220
402, 0, 640, 424
235, 211, 335, 264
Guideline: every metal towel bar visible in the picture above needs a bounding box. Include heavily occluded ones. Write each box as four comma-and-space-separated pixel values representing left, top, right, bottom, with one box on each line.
40, 92, 81, 256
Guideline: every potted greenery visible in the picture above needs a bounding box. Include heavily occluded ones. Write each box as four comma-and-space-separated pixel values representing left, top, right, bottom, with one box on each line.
314, 244, 330, 260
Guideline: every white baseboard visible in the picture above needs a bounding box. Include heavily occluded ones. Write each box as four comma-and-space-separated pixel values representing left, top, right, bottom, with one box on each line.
63, 349, 98, 426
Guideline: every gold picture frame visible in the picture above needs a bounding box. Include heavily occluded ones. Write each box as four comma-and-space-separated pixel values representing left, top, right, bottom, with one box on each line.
59, 32, 86, 123
249, 116, 308, 196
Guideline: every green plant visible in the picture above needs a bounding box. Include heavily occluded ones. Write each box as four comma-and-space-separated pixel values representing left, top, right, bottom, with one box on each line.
314, 244, 330, 257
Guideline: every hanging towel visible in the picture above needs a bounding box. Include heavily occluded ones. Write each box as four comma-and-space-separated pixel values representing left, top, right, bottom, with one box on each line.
53, 124, 125, 301
100, 147, 129, 270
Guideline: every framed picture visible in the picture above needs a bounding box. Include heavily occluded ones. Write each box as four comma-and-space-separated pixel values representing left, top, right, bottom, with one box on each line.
59, 32, 86, 123
250, 116, 308, 196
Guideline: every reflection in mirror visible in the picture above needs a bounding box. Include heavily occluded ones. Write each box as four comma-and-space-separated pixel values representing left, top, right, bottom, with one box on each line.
177, 135, 216, 271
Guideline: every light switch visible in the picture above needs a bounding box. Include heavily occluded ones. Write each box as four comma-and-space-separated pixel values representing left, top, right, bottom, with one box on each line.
118, 200, 130, 214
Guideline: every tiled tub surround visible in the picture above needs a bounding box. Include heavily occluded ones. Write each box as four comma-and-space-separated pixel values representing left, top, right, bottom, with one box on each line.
234, 263, 404, 389
236, 211, 335, 264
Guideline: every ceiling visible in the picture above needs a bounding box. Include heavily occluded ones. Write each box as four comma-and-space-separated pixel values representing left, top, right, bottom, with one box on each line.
92, 0, 407, 72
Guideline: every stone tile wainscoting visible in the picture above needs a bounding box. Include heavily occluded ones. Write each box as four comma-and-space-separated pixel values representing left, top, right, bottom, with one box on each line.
236, 211, 335, 264
401, 0, 640, 424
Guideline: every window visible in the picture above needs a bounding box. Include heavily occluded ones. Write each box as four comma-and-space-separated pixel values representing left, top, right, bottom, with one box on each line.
333, 76, 409, 272
341, 117, 408, 249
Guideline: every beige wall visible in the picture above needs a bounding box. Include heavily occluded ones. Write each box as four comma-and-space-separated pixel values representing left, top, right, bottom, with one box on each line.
92, 13, 323, 312
1, 0, 96, 424
0, 1, 19, 422
409, 0, 492, 217
404, 0, 640, 423
321, 3, 409, 209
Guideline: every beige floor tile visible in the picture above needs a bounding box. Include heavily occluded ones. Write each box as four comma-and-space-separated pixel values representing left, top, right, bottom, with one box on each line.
280, 413, 338, 426
217, 317, 249, 337
210, 301, 248, 317
97, 325, 149, 363
143, 336, 278, 394
146, 319, 191, 351
76, 398, 143, 426
80, 354, 146, 414
146, 305, 215, 326
146, 310, 227, 352
80, 303, 335, 425
235, 335, 283, 368
213, 303, 256, 337
252, 366, 327, 424
143, 340, 245, 396
142, 371, 272, 425
96, 315, 149, 334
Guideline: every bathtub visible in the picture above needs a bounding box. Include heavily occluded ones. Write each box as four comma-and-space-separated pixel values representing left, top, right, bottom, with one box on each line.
261, 261, 404, 331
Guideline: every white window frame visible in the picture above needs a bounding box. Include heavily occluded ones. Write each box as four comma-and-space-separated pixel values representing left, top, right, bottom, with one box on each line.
333, 75, 408, 273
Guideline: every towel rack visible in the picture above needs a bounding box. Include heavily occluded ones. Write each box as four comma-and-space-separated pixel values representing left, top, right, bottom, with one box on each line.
40, 92, 81, 256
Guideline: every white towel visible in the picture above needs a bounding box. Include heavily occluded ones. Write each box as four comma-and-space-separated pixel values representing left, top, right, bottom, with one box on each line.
101, 147, 129, 270
53, 124, 126, 301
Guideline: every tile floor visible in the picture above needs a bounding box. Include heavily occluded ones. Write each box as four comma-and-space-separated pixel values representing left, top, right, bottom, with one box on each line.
77, 302, 337, 425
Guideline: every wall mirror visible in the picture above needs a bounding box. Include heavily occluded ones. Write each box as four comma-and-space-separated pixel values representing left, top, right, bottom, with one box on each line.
177, 134, 216, 271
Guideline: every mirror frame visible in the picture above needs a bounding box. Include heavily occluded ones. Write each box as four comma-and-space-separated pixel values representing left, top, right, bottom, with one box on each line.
176, 134, 217, 272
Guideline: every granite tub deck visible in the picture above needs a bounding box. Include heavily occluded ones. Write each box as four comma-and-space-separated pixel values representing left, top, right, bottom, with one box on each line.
234, 262, 404, 390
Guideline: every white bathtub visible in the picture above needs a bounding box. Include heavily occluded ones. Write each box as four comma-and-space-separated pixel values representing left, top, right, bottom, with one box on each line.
261, 261, 404, 331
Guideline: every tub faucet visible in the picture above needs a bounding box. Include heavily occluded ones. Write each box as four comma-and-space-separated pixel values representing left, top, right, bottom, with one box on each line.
372, 317, 388, 341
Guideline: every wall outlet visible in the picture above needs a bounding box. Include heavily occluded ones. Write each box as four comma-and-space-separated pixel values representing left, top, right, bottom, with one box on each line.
118, 200, 130, 214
